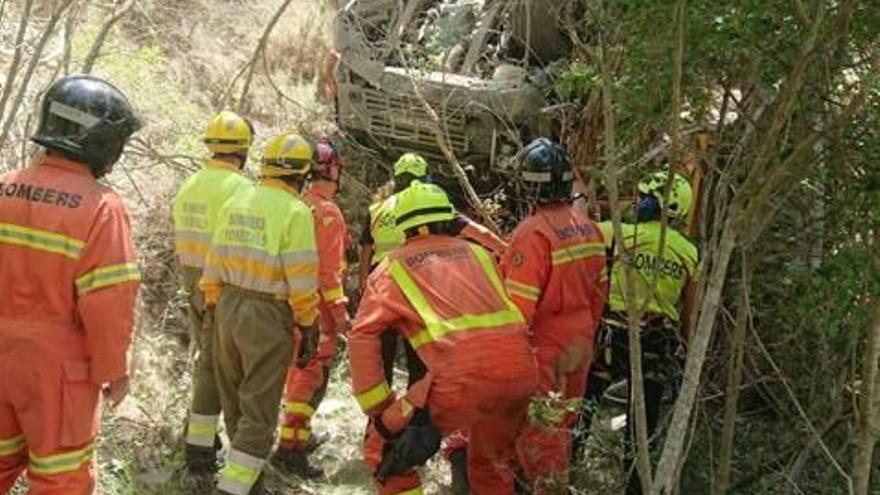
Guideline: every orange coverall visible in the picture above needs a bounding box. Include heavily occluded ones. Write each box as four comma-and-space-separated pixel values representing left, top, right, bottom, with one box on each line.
0, 155, 140, 494
350, 234, 538, 495
280, 184, 349, 449
500, 203, 607, 491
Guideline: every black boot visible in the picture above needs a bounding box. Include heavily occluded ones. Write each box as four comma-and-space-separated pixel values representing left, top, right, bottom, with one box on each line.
272, 448, 324, 479
182, 449, 219, 494
449, 449, 470, 495
184, 434, 224, 474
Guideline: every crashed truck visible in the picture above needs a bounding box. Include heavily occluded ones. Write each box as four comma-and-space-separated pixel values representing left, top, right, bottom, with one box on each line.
332, 0, 572, 189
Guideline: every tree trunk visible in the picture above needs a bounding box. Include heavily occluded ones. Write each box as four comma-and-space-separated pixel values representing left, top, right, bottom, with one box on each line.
654, 214, 738, 493
715, 257, 753, 494
852, 300, 880, 495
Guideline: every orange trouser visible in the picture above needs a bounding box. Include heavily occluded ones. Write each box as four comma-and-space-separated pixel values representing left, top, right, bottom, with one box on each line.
0, 323, 100, 495
516, 336, 594, 494
280, 307, 338, 449
364, 352, 538, 495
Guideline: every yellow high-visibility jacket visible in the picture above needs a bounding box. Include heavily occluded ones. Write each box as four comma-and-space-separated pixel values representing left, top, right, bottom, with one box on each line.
201, 179, 319, 326
172, 159, 253, 269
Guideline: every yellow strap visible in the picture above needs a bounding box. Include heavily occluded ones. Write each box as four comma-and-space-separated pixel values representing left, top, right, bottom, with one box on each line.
29, 444, 95, 475
389, 245, 524, 350
356, 381, 392, 412
551, 242, 605, 266
75, 262, 141, 294
0, 436, 25, 457
284, 401, 316, 418
0, 222, 84, 259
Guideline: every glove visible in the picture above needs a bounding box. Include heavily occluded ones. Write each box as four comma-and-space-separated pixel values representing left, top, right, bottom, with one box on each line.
296, 321, 320, 368
374, 409, 441, 482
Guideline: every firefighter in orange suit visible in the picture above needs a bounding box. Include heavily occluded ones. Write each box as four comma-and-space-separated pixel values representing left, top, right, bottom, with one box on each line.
500, 138, 607, 493
275, 139, 350, 477
350, 181, 538, 495
0, 76, 142, 494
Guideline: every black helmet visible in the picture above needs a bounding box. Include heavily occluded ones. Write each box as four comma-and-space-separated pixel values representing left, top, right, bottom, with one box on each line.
518, 137, 573, 204
31, 75, 142, 178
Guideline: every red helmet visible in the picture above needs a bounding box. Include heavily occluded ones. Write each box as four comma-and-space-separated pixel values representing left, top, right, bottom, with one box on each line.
311, 138, 344, 182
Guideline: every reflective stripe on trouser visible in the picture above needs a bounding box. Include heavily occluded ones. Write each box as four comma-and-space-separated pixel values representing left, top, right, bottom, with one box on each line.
181, 267, 222, 451
0, 328, 100, 495
214, 287, 294, 464
281, 308, 338, 449
185, 413, 219, 449
0, 434, 26, 492
217, 449, 265, 495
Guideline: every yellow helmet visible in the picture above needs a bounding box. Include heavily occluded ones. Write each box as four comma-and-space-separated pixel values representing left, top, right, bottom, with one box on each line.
394, 181, 455, 232
393, 153, 428, 178
261, 132, 313, 178
637, 171, 693, 219
204, 111, 252, 154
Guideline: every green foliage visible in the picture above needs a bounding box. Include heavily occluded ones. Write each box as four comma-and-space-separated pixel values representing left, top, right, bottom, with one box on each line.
553, 61, 600, 101
71, 23, 207, 161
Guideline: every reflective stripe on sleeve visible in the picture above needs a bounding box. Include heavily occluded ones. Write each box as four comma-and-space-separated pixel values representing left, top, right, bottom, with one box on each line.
355, 381, 392, 412
505, 279, 541, 301
551, 242, 605, 266
0, 222, 84, 259
284, 401, 316, 418
29, 443, 95, 475
280, 427, 311, 443
217, 449, 265, 495
286, 277, 319, 291
185, 413, 219, 448
0, 435, 25, 457
75, 262, 141, 295
321, 285, 345, 302
281, 249, 318, 266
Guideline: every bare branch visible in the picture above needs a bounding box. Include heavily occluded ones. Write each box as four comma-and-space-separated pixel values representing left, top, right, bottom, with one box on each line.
715, 257, 753, 494
596, 3, 654, 492
750, 321, 854, 492
0, 0, 75, 148
235, 0, 295, 112
406, 77, 501, 233
460, 3, 501, 75
0, 0, 8, 28
81, 0, 137, 74
0, 0, 36, 121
